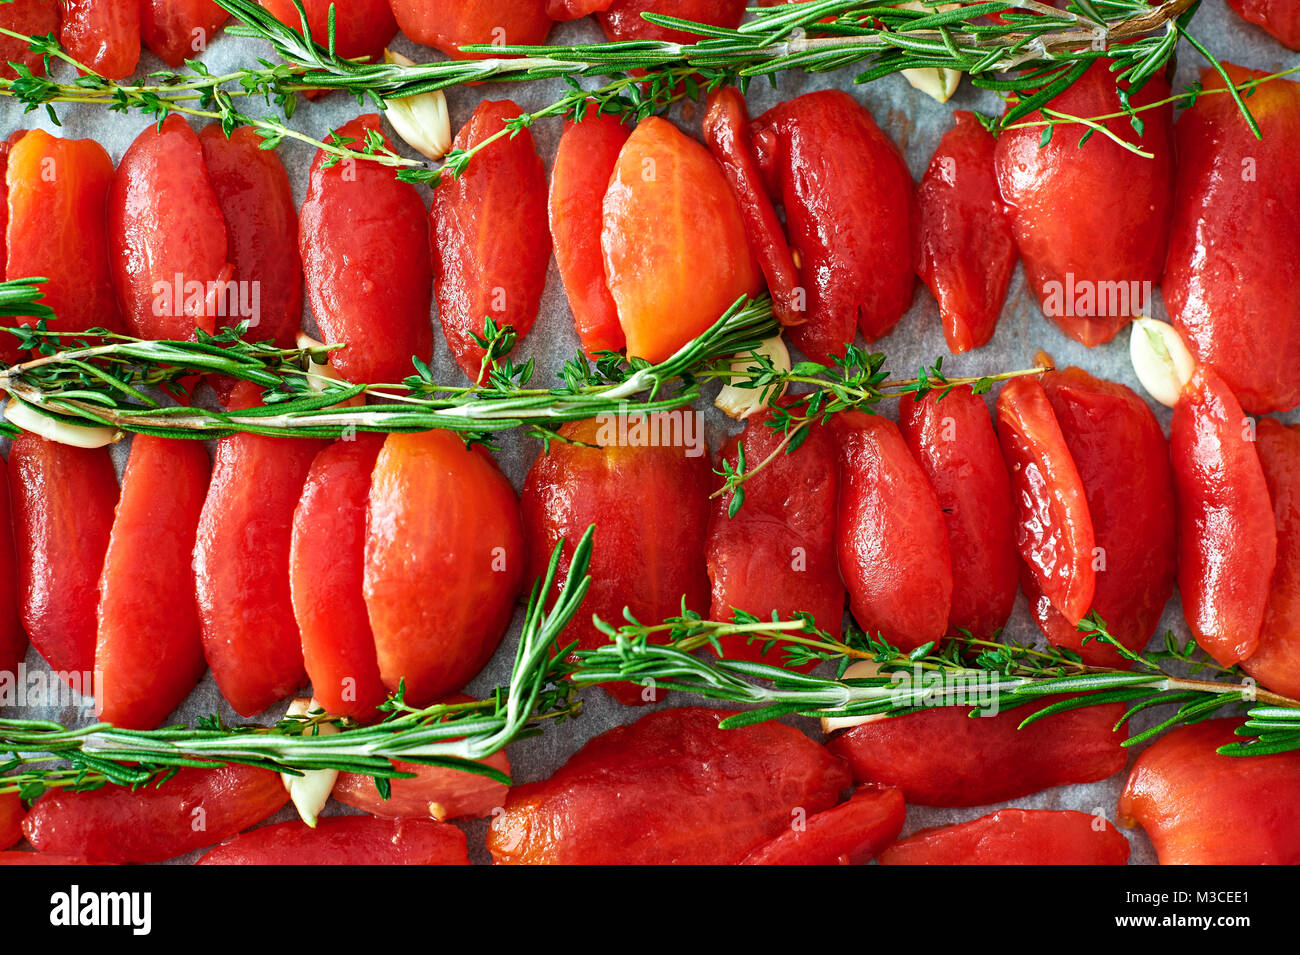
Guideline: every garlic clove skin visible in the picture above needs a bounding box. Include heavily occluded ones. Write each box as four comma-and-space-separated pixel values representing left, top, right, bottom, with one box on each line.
4, 399, 121, 448
714, 335, 790, 420
903, 67, 962, 104
381, 49, 452, 160
1129, 317, 1197, 408
280, 697, 340, 828
297, 332, 365, 409
820, 660, 891, 734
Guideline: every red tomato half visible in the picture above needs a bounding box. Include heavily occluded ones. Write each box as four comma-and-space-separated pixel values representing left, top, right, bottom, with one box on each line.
95, 437, 209, 730
58, 0, 139, 79
1227, 0, 1300, 49
0, 460, 25, 681
388, 0, 552, 56
879, 809, 1131, 865
598, 0, 745, 41
741, 785, 904, 865
487, 707, 849, 864
198, 817, 470, 865
548, 0, 613, 19
300, 115, 433, 384
432, 100, 550, 381
260, 0, 398, 61
0, 0, 59, 79
1246, 418, 1300, 698
0, 793, 22, 851
140, 0, 229, 66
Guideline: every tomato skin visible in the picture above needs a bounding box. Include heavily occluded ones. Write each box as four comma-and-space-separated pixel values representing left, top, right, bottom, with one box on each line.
433, 100, 550, 381
996, 376, 1096, 626
741, 785, 904, 865
549, 112, 629, 357
0, 852, 91, 865
706, 411, 843, 666
0, 1, 58, 78
1119, 719, 1300, 864
1025, 368, 1176, 666
58, 0, 139, 79
110, 116, 233, 340
827, 698, 1127, 806
521, 417, 711, 705
836, 412, 953, 651
22, 764, 289, 863
198, 816, 470, 865
95, 437, 209, 730
898, 387, 1017, 639
0, 464, 24, 683
259, 0, 398, 61
388, 0, 552, 56
365, 432, 525, 707
4, 130, 122, 364
1245, 418, 1300, 698
548, 0, 612, 19
0, 793, 22, 850
602, 116, 760, 363
994, 62, 1174, 347
140, 0, 229, 66
198, 124, 302, 349
194, 384, 321, 717
598, 0, 745, 41
879, 809, 1131, 865
915, 111, 1016, 354
1165, 66, 1300, 414
7, 435, 118, 680
1171, 365, 1276, 666
289, 435, 388, 722
488, 707, 850, 864
1227, 0, 1300, 50
754, 91, 915, 359
300, 115, 433, 385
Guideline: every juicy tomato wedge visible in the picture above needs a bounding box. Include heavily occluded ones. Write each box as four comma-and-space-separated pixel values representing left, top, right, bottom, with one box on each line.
289, 435, 388, 722
549, 111, 629, 357
703, 87, 802, 326
487, 707, 850, 864
521, 416, 711, 705
826, 697, 1127, 806
598, 0, 745, 41
388, 0, 552, 56
0, 852, 91, 865
198, 817, 471, 865
898, 386, 1018, 639
22, 764, 289, 864
140, 0, 229, 66
1119, 719, 1300, 864
58, 0, 140, 79
95, 437, 209, 730
548, 0, 612, 19
1171, 365, 1277, 666
364, 431, 526, 707
754, 90, 915, 359
300, 114, 433, 384
602, 116, 760, 363
110, 116, 233, 340
198, 124, 302, 349
7, 435, 118, 680
1165, 65, 1300, 414
741, 785, 904, 865
259, 0, 398, 61
0, 793, 22, 851
1245, 418, 1300, 698
433, 100, 550, 381
706, 410, 844, 666
1227, 0, 1300, 50
0, 0, 59, 78
4, 130, 122, 364
836, 411, 953, 651
996, 376, 1096, 626
0, 458, 25, 681
915, 111, 1016, 354
194, 383, 321, 717
1029, 368, 1176, 666
879, 809, 1131, 865
994, 61, 1174, 346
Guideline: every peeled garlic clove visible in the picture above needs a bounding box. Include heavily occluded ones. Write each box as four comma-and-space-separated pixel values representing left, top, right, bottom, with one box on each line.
821, 660, 891, 733
1129, 317, 1196, 408
903, 67, 962, 104
714, 335, 790, 420
381, 49, 452, 160
280, 697, 339, 828
4, 399, 121, 448
297, 332, 364, 409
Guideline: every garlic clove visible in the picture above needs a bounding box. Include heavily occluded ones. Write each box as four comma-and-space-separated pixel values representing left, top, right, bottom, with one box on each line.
381, 49, 452, 160
297, 332, 365, 409
714, 335, 790, 420
903, 67, 962, 104
1129, 317, 1197, 408
280, 697, 340, 828
4, 399, 121, 448
820, 660, 891, 734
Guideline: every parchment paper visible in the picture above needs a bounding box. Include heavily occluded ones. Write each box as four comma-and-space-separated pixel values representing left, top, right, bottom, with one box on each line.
2, 0, 1296, 865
